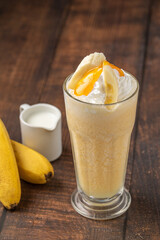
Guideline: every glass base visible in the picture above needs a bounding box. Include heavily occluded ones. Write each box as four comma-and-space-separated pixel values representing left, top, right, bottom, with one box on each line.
71, 188, 131, 220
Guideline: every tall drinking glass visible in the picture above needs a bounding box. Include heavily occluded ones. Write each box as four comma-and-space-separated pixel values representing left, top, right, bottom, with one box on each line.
63, 73, 139, 220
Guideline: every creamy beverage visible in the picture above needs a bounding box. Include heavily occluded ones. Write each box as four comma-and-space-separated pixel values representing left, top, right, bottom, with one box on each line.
26, 111, 58, 130
63, 52, 139, 219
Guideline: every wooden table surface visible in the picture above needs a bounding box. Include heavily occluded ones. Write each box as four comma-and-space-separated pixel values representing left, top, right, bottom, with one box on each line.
0, 0, 159, 239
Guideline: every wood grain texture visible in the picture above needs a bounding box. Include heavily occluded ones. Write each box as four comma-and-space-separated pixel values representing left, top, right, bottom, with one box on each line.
0, 0, 71, 238
0, 0, 159, 239
124, 0, 160, 239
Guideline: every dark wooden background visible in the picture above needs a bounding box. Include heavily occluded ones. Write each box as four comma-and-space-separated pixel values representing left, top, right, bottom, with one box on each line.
0, 0, 159, 239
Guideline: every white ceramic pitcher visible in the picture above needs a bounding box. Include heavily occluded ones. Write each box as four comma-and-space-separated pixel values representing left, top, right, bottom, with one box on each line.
19, 103, 62, 162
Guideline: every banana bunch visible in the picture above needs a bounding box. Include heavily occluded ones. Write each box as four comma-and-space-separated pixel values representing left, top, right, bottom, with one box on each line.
0, 119, 54, 210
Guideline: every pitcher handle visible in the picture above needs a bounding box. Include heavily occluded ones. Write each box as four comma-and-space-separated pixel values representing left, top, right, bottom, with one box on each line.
19, 104, 30, 113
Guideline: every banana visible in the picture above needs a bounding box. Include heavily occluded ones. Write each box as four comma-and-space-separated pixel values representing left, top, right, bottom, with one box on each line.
0, 119, 21, 209
68, 52, 106, 89
11, 140, 54, 184
103, 64, 119, 109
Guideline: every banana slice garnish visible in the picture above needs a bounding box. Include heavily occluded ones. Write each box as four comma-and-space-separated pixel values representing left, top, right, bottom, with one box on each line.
68, 53, 121, 109
68, 52, 106, 89
103, 63, 118, 108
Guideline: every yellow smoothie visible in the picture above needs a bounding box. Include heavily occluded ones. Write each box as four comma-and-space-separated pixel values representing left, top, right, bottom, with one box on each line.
64, 52, 138, 199
65, 79, 138, 198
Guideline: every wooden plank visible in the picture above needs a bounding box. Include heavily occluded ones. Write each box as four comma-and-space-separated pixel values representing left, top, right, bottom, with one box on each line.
0, 0, 71, 236
0, 0, 70, 117
0, 0, 151, 239
124, 0, 160, 239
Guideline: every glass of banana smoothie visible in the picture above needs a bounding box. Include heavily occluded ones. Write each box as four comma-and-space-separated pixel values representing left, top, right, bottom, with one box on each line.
63, 53, 139, 220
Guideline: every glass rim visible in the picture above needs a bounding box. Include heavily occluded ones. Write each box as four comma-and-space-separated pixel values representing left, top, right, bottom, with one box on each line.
63, 71, 139, 106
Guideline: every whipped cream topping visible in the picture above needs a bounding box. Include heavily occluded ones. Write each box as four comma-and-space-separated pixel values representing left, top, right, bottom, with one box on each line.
67, 69, 137, 104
